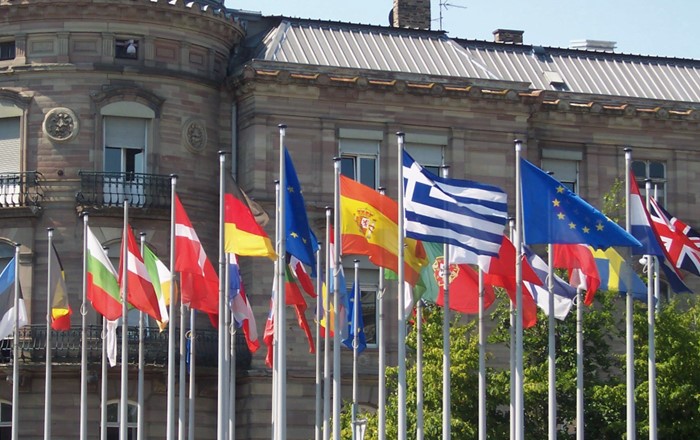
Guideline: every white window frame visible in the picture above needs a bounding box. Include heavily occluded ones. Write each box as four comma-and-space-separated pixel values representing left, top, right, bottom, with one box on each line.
632, 159, 667, 206
339, 129, 381, 189
105, 399, 138, 439
404, 133, 446, 176
0, 102, 23, 208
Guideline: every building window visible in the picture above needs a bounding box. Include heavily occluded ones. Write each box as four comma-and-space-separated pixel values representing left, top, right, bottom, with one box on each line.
541, 157, 578, 193
0, 115, 21, 208
0, 42, 15, 61
632, 160, 666, 207
115, 39, 138, 60
103, 115, 148, 205
0, 400, 10, 437
404, 139, 444, 176
360, 286, 377, 346
339, 137, 380, 189
106, 400, 138, 440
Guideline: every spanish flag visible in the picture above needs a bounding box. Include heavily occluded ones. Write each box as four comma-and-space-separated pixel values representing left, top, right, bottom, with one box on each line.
340, 175, 427, 285
224, 194, 276, 260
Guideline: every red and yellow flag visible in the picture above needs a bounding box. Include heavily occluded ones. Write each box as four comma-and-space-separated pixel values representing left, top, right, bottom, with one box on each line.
224, 194, 276, 260
340, 175, 427, 285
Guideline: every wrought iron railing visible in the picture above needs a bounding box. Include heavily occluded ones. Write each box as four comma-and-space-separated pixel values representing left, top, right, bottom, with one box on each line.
0, 171, 43, 208
0, 325, 251, 370
76, 171, 171, 209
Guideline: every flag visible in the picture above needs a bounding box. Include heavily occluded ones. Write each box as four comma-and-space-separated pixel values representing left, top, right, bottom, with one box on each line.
553, 244, 601, 305
284, 148, 317, 270
119, 227, 162, 321
0, 257, 28, 341
106, 319, 119, 367
228, 254, 259, 353
668, 213, 700, 251
175, 195, 219, 316
49, 244, 72, 331
628, 175, 690, 293
340, 174, 427, 285
224, 193, 276, 260
591, 247, 648, 302
289, 255, 316, 298
342, 283, 367, 354
263, 294, 275, 368
403, 149, 508, 259
648, 197, 700, 277
142, 245, 172, 331
521, 158, 641, 248
319, 282, 337, 338
522, 246, 577, 320
86, 227, 122, 321
434, 259, 495, 315
285, 263, 315, 354
321, 232, 349, 338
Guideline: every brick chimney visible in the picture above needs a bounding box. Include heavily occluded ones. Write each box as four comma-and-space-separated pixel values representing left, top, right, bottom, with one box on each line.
391, 0, 431, 30
493, 29, 524, 44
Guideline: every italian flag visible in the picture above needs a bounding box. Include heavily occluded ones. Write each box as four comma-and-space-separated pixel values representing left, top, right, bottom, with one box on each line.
86, 227, 121, 321
142, 244, 172, 331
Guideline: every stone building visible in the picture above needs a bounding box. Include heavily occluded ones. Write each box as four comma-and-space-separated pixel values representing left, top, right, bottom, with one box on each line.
1, 0, 699, 438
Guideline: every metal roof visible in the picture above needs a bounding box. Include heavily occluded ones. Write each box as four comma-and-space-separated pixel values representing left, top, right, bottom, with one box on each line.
248, 18, 700, 104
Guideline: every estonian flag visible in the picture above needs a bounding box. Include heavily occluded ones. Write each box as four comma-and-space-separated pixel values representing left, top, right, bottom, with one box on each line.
0, 257, 28, 341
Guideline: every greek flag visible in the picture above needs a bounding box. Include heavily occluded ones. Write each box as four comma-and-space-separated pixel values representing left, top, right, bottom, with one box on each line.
403, 150, 508, 258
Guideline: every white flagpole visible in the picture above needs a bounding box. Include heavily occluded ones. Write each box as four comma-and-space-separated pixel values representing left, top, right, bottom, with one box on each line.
120, 201, 130, 440
416, 299, 424, 440
277, 124, 288, 440
442, 164, 451, 440
352, 260, 360, 440
315, 247, 322, 440
44, 228, 54, 440
377, 188, 387, 440
478, 268, 486, 440
81, 213, 89, 440
576, 287, 584, 440
396, 132, 407, 440
11, 243, 20, 440
138, 233, 147, 440
101, 315, 108, 440
644, 179, 657, 440
332, 158, 342, 440
226, 257, 235, 440
623, 147, 636, 440
167, 175, 178, 440
323, 207, 332, 440
548, 243, 557, 440
271, 182, 280, 437
514, 139, 525, 440
508, 219, 515, 440
188, 309, 196, 440
218, 151, 227, 440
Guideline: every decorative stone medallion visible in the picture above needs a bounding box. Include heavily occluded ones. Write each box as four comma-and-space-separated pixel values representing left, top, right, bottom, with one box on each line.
183, 119, 207, 153
43, 107, 79, 142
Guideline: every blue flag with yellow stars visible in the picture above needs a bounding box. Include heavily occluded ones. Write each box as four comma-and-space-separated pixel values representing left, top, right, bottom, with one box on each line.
284, 148, 318, 273
520, 158, 641, 248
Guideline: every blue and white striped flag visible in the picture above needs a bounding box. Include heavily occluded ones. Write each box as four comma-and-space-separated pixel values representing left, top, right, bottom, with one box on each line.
403, 150, 508, 259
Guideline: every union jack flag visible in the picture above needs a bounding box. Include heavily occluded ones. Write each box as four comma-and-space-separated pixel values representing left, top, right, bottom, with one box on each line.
648, 197, 700, 277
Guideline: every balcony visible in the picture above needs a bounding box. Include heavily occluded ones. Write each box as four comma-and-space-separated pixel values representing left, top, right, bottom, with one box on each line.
0, 171, 44, 216
0, 325, 252, 371
76, 171, 171, 214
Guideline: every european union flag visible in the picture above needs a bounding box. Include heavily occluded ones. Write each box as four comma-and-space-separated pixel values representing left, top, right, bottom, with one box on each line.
284, 148, 318, 273
342, 283, 366, 354
520, 158, 641, 248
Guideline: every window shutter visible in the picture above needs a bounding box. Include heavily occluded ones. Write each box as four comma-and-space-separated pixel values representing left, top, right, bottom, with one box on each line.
0, 117, 20, 173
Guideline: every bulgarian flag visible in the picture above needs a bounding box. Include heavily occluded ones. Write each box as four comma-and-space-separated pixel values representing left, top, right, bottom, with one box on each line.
86, 227, 121, 321
119, 227, 162, 322
142, 244, 172, 331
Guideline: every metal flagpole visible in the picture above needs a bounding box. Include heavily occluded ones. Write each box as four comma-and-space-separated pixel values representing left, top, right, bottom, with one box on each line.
101, 315, 108, 440
81, 213, 89, 440
645, 179, 657, 440
277, 124, 288, 440
624, 147, 636, 440
514, 139, 525, 440
167, 175, 178, 440
377, 188, 387, 440
226, 258, 235, 440
188, 309, 196, 440
120, 201, 130, 440
576, 287, 584, 440
508, 218, 515, 440
11, 244, 20, 440
478, 268, 486, 440
218, 151, 227, 440
416, 299, 424, 440
323, 207, 332, 440
332, 158, 342, 440
442, 164, 451, 440
315, 248, 322, 440
45, 228, 54, 440
138, 233, 147, 440
397, 132, 407, 440
548, 244, 557, 440
352, 260, 360, 440
271, 181, 280, 438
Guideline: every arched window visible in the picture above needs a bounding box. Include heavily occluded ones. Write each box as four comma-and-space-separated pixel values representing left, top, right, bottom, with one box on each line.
106, 399, 138, 440
0, 399, 11, 437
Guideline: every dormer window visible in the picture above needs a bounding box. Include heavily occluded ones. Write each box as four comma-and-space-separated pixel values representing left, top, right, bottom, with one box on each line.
0, 41, 15, 61
115, 39, 138, 60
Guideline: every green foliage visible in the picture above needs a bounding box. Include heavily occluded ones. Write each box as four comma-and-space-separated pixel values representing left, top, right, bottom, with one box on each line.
602, 177, 625, 221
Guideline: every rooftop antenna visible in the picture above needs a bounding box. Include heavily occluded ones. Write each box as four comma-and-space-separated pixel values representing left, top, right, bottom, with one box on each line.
438, 0, 467, 31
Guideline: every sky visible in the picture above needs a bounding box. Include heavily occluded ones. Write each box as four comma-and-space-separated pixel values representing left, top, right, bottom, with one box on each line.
224, 0, 700, 60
